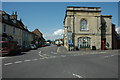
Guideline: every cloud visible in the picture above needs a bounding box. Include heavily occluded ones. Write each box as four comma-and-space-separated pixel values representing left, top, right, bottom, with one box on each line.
43, 29, 64, 40
53, 29, 64, 36
116, 27, 120, 33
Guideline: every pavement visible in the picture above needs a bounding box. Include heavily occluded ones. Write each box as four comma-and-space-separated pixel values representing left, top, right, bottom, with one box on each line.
0, 45, 119, 79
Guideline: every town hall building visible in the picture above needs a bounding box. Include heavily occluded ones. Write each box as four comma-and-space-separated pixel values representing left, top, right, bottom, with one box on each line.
63, 6, 114, 50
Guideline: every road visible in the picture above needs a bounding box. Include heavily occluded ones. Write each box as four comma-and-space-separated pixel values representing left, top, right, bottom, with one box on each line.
1, 45, 119, 78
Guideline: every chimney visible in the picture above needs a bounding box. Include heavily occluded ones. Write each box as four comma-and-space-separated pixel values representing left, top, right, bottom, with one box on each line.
10, 11, 17, 20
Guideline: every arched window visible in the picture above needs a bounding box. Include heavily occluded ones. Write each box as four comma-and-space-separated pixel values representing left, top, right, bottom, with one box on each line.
80, 19, 87, 30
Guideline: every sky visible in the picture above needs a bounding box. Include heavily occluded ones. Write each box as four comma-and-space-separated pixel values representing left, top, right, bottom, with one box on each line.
2, 2, 119, 40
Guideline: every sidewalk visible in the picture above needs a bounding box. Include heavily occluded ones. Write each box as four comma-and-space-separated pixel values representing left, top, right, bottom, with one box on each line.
58, 46, 119, 54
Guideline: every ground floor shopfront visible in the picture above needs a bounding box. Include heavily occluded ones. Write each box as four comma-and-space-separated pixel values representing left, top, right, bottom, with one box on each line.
64, 34, 112, 50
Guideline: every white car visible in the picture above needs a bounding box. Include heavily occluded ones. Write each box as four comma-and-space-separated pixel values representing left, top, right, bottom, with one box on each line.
30, 44, 37, 50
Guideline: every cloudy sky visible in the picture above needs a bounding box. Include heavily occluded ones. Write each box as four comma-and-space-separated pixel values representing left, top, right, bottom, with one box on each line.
2, 2, 118, 40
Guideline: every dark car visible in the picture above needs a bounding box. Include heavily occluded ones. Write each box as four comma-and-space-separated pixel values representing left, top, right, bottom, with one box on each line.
40, 44, 45, 47
45, 43, 50, 46
57, 44, 61, 47
20, 45, 30, 52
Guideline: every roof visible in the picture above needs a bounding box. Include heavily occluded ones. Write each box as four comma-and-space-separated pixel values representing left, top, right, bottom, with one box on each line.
2, 10, 29, 32
32, 29, 42, 38
101, 15, 112, 17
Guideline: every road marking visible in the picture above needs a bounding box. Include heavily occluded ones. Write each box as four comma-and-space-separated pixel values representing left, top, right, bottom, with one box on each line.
111, 55, 114, 57
51, 56, 56, 58
104, 55, 116, 58
51, 51, 57, 54
40, 58, 44, 59
104, 56, 109, 58
32, 59, 38, 61
57, 47, 60, 53
39, 54, 45, 58
39, 51, 41, 53
14, 61, 22, 64
72, 73, 83, 78
100, 52, 106, 53
44, 57, 49, 59
4, 63, 13, 66
0, 57, 11, 59
61, 55, 66, 57
24, 60, 31, 62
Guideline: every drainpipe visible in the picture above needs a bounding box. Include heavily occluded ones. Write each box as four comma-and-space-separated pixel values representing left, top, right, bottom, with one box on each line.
72, 7, 75, 49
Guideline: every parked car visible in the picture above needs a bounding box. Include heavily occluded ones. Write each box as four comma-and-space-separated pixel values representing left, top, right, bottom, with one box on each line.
0, 41, 21, 56
40, 44, 45, 47
57, 44, 61, 47
30, 44, 37, 50
20, 45, 30, 52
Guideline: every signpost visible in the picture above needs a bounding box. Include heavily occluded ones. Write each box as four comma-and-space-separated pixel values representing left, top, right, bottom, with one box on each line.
67, 32, 73, 51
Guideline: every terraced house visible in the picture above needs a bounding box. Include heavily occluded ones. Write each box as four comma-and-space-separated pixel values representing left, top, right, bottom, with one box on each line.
64, 6, 120, 50
0, 10, 45, 50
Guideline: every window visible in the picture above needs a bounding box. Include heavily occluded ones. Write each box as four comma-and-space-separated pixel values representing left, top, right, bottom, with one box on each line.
3, 24, 6, 33
80, 19, 88, 30
13, 27, 15, 34
78, 37, 91, 48
13, 20, 16, 23
4, 15, 8, 20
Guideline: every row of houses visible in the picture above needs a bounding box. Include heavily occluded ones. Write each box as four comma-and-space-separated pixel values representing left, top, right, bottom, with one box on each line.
0, 11, 45, 49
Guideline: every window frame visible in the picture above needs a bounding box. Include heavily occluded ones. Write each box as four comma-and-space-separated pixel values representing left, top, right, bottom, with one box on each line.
80, 19, 88, 31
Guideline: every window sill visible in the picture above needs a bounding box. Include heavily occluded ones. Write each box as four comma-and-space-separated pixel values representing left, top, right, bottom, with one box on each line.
80, 30, 89, 31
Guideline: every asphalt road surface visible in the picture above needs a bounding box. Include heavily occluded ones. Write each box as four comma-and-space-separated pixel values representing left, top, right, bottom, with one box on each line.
1, 45, 119, 78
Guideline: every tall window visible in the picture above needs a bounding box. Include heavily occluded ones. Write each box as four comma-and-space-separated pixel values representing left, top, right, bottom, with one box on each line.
80, 19, 88, 30
3, 24, 6, 33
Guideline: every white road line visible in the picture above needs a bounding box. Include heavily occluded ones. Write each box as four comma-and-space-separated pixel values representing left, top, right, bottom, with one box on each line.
100, 52, 106, 53
40, 58, 44, 59
57, 47, 60, 52
14, 61, 22, 64
104, 55, 115, 58
44, 57, 49, 59
39, 54, 45, 58
111, 55, 114, 57
51, 56, 56, 58
39, 51, 41, 53
61, 55, 66, 57
72, 73, 83, 78
51, 51, 57, 54
4, 63, 13, 66
104, 56, 109, 58
0, 57, 11, 59
32, 59, 38, 61
24, 60, 31, 62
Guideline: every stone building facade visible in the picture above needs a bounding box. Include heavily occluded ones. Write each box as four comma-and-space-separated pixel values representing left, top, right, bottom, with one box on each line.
64, 6, 112, 50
